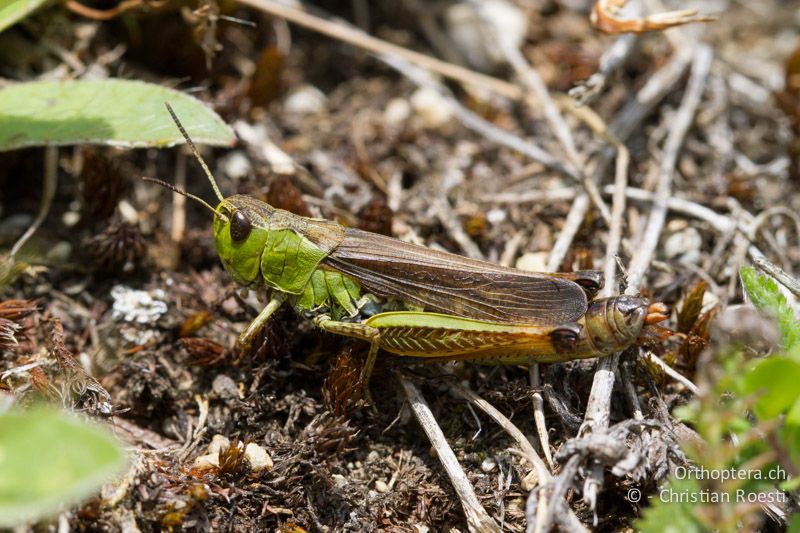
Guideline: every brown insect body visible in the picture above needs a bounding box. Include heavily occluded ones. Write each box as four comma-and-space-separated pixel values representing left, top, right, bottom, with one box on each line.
351, 295, 651, 365
323, 227, 602, 326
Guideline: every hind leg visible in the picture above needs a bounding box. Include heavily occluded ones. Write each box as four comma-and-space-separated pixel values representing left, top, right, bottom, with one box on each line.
313, 317, 381, 403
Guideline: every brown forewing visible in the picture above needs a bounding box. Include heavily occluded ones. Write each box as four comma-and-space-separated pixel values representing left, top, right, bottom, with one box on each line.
322, 228, 588, 326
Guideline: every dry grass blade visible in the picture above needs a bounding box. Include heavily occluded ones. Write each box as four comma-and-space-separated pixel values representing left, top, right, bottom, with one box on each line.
0, 300, 35, 349
677, 281, 708, 334
546, 50, 693, 273
642, 351, 699, 394
0, 300, 37, 322
0, 318, 21, 349
528, 365, 555, 471
381, 54, 577, 180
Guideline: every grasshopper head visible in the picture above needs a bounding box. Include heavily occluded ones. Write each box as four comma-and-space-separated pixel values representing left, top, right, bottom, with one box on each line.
583, 296, 649, 354
156, 104, 289, 289
213, 195, 275, 287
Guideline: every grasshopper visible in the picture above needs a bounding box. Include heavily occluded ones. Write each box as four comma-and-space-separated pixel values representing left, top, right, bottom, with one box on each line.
151, 104, 667, 400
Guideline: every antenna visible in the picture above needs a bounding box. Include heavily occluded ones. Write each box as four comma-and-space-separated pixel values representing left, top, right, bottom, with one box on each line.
142, 177, 224, 220
164, 102, 225, 202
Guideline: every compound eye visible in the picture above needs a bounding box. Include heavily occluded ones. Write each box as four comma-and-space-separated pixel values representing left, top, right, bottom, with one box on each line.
551, 324, 582, 354
229, 210, 252, 242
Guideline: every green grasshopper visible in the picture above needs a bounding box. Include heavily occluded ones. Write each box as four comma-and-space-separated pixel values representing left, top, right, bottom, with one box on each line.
151, 104, 666, 400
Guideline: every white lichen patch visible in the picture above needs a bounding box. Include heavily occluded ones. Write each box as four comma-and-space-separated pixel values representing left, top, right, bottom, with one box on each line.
110, 286, 167, 324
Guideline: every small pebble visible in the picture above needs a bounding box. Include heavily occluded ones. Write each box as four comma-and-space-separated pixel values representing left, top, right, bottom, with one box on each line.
702, 290, 720, 311
516, 252, 549, 272
62, 211, 80, 227
211, 374, 239, 399
486, 208, 507, 224
520, 469, 538, 491
410, 87, 453, 128
193, 453, 219, 470
233, 120, 295, 174
47, 241, 72, 263
244, 442, 273, 472
284, 85, 327, 115
384, 98, 411, 125
413, 526, 430, 533
220, 151, 252, 181
663, 227, 702, 264
332, 474, 348, 488
366, 450, 380, 462
117, 200, 139, 225
444, 0, 526, 72
374, 480, 389, 493
480, 458, 497, 473
207, 434, 231, 455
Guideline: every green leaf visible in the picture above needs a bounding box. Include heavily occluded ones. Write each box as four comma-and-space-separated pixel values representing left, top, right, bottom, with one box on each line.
787, 396, 800, 432
0, 407, 127, 527
780, 476, 800, 492
635, 478, 707, 533
0, 79, 235, 151
789, 513, 800, 533
0, 0, 50, 33
672, 403, 697, 424
785, 397, 800, 468
743, 357, 800, 419
740, 267, 800, 355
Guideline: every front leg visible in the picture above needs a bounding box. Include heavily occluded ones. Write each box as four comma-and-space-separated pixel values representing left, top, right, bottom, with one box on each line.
237, 293, 288, 352
313, 316, 381, 403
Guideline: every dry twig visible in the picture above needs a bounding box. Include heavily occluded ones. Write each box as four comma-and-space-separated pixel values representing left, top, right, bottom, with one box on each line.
754, 257, 800, 298
395, 373, 500, 533
528, 365, 555, 471
569, 31, 639, 106
64, 0, 163, 20
580, 44, 713, 514
238, 0, 525, 101
591, 0, 715, 34
9, 147, 58, 259
624, 45, 713, 294
449, 381, 550, 483
546, 50, 692, 272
